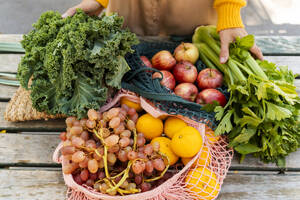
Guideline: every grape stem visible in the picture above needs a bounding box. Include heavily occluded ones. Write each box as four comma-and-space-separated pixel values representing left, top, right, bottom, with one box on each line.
103, 178, 125, 196
144, 153, 170, 183
133, 128, 137, 151
106, 160, 133, 193
93, 128, 110, 179
111, 168, 126, 179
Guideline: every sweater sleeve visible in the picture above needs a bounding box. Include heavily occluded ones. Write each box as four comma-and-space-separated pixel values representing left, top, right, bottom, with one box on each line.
96, 0, 109, 8
214, 0, 247, 32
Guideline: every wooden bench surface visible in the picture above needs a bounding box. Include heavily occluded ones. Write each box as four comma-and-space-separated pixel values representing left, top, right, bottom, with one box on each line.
1, 34, 300, 200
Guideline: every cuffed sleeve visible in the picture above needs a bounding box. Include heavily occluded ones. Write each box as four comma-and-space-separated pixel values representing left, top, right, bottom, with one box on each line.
96, 0, 109, 8
214, 0, 246, 32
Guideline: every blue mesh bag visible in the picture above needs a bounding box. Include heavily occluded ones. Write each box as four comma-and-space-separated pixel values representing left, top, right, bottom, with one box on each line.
122, 39, 229, 129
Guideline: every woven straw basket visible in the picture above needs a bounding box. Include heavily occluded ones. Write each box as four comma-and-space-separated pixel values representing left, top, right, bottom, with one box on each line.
4, 86, 64, 122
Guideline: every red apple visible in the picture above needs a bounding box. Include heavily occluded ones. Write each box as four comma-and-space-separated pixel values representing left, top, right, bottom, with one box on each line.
197, 68, 223, 89
174, 83, 198, 102
151, 50, 176, 70
140, 56, 153, 68
152, 70, 176, 90
174, 42, 199, 64
196, 89, 227, 107
172, 61, 198, 83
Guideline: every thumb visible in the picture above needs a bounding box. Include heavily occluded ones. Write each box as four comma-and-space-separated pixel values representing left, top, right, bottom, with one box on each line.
220, 38, 230, 64
62, 7, 77, 18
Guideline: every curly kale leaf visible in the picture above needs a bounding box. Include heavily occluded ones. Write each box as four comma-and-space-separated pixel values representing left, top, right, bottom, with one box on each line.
17, 10, 138, 118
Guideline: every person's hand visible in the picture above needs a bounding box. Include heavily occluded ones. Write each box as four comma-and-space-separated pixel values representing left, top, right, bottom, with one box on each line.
219, 28, 264, 64
62, 0, 103, 18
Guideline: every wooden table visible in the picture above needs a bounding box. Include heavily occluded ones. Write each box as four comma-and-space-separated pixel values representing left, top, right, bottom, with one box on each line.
1, 34, 300, 200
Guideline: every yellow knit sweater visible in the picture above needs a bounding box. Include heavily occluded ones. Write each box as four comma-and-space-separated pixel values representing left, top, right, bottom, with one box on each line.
96, 0, 246, 32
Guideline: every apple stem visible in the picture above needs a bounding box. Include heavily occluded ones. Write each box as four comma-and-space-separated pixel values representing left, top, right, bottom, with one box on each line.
209, 69, 213, 77
182, 42, 187, 51
185, 65, 191, 70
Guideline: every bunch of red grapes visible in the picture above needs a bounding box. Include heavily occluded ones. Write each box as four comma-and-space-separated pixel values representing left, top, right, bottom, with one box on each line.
59, 104, 173, 196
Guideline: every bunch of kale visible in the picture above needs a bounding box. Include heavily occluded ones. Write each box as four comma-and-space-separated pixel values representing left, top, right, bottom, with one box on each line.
18, 10, 138, 118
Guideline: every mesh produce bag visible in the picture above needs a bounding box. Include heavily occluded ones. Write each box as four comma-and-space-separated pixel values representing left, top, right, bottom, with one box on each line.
122, 40, 229, 129
4, 86, 64, 122
53, 90, 233, 200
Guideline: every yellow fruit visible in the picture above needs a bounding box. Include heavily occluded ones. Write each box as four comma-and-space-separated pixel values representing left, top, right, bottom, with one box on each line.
171, 126, 203, 158
158, 115, 168, 120
181, 146, 211, 167
151, 137, 179, 165
185, 167, 220, 200
120, 97, 143, 112
205, 130, 220, 144
136, 114, 163, 140
164, 117, 187, 138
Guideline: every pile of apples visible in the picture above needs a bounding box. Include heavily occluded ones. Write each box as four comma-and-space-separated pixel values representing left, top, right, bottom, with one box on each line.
140, 43, 227, 107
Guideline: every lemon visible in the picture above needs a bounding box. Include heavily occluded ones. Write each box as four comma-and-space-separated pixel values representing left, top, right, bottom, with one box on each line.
181, 146, 211, 167
171, 126, 203, 158
151, 137, 179, 165
185, 167, 220, 200
136, 113, 163, 140
120, 97, 143, 112
164, 117, 187, 138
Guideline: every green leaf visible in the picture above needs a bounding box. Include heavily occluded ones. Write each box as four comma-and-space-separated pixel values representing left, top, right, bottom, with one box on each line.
240, 115, 262, 127
214, 106, 225, 121
215, 109, 234, 135
201, 101, 220, 112
276, 157, 286, 168
105, 56, 130, 89
230, 127, 256, 147
241, 107, 260, 119
265, 101, 292, 121
235, 143, 261, 155
239, 35, 255, 49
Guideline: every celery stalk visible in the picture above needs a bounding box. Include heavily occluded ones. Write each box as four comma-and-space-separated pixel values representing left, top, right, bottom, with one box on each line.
227, 59, 247, 82
245, 56, 268, 80
197, 43, 227, 73
232, 60, 254, 76
198, 50, 217, 70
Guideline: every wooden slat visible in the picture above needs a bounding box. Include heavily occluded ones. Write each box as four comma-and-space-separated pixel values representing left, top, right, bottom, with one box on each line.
0, 102, 66, 131
1, 168, 300, 200
0, 133, 60, 166
1, 133, 300, 170
0, 85, 18, 100
230, 151, 300, 170
0, 169, 65, 200
0, 34, 23, 43
0, 54, 22, 72
256, 36, 300, 55
219, 171, 300, 200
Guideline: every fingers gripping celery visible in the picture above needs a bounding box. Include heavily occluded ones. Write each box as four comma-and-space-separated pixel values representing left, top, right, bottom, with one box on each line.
193, 25, 300, 166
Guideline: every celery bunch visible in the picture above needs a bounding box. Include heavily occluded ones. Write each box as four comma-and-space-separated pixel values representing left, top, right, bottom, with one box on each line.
193, 26, 300, 166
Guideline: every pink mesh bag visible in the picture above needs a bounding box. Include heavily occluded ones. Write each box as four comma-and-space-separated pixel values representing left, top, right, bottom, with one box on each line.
53, 90, 233, 200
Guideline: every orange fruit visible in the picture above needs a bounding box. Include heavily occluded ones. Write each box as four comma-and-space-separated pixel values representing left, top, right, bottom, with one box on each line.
181, 146, 211, 167
185, 167, 220, 200
136, 113, 163, 140
120, 97, 143, 112
171, 126, 203, 158
151, 137, 179, 165
164, 117, 187, 138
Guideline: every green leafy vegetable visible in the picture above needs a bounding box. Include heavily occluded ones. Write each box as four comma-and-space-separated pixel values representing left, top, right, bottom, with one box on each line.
17, 10, 138, 118
193, 25, 300, 166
